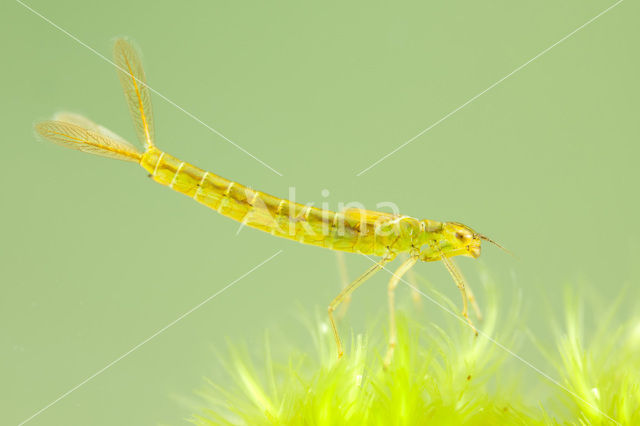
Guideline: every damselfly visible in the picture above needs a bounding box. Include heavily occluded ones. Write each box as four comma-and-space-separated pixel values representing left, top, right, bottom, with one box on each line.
36, 39, 506, 364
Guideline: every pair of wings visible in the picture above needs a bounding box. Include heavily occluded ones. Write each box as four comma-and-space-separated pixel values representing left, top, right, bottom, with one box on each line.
36, 39, 155, 160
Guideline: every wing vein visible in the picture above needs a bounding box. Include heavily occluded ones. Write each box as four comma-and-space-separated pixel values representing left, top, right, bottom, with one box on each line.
123, 55, 151, 146
36, 120, 142, 162
114, 38, 155, 149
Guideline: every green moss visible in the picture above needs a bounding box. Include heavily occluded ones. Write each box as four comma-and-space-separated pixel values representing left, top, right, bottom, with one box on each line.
188, 283, 638, 425
544, 291, 640, 425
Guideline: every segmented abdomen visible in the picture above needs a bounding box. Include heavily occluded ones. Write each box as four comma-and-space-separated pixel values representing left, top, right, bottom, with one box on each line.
140, 148, 397, 255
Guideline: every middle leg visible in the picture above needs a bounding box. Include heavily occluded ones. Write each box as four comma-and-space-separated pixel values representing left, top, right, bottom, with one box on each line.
328, 254, 394, 359
383, 255, 419, 368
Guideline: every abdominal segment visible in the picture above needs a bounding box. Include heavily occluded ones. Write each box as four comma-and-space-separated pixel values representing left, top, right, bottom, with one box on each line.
140, 148, 413, 256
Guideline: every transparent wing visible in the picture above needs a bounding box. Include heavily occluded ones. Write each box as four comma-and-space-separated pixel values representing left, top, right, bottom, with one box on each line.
341, 207, 398, 224
53, 112, 139, 151
36, 120, 141, 162
340, 207, 400, 234
113, 38, 154, 149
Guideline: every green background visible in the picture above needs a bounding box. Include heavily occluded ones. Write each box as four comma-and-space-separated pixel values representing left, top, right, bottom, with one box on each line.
2, 0, 638, 424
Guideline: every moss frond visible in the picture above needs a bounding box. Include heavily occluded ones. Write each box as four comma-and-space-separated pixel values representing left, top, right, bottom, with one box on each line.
550, 292, 640, 425
190, 279, 542, 425
187, 280, 639, 426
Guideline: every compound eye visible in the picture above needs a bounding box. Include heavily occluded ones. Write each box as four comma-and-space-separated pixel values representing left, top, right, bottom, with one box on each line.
455, 230, 471, 242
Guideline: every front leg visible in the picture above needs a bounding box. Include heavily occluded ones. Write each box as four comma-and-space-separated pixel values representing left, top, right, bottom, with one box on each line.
440, 254, 478, 336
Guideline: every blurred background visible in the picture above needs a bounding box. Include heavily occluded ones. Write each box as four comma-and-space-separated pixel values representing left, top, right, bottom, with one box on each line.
1, 0, 638, 424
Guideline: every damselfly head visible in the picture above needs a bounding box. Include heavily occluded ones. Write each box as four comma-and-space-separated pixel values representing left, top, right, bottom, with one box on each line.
442, 222, 512, 258
443, 222, 482, 259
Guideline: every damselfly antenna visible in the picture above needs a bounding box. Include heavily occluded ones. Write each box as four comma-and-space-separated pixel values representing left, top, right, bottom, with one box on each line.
478, 234, 514, 257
